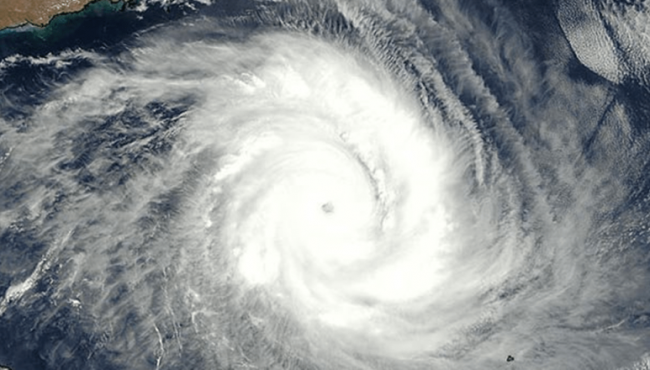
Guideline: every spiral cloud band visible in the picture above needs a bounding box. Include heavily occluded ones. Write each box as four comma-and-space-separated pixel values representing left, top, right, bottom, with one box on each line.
117, 27, 485, 358
1, 0, 650, 369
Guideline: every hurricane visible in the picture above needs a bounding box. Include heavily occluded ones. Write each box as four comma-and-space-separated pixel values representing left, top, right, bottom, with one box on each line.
1, 0, 650, 369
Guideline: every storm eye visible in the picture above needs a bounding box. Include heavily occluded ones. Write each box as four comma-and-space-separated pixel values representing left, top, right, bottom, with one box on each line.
321, 201, 334, 213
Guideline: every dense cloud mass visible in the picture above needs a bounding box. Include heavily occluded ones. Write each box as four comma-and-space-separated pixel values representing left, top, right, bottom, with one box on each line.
1, 0, 650, 369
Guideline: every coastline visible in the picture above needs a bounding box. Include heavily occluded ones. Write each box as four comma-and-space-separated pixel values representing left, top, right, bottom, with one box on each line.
0, 0, 128, 31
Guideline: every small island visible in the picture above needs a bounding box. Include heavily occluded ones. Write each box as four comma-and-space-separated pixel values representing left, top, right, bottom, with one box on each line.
0, 0, 125, 31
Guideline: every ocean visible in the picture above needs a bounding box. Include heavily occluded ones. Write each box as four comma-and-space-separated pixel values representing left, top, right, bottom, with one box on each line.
1, 1, 649, 369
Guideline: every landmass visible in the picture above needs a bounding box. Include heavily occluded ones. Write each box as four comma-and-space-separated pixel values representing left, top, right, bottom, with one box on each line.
0, 0, 125, 31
